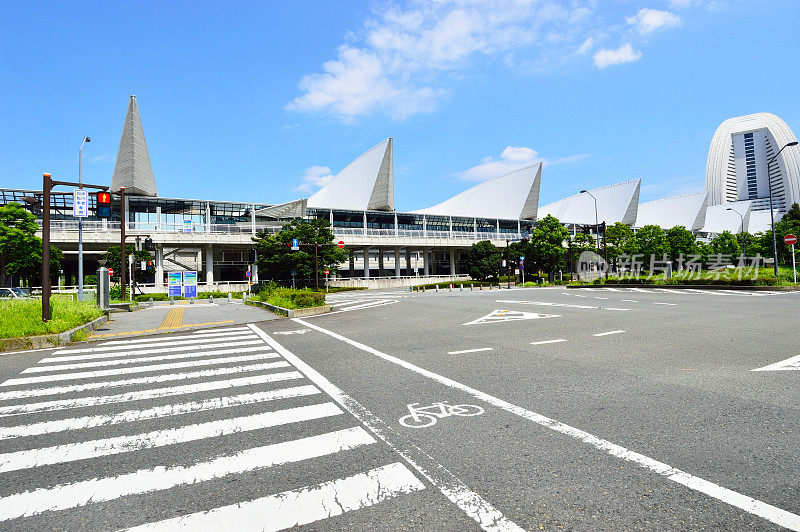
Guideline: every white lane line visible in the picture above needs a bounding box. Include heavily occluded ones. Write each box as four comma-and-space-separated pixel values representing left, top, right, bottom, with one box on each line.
52, 335, 258, 355
251, 325, 523, 532
293, 318, 800, 532
312, 300, 399, 317
628, 288, 654, 293
28, 347, 278, 373
125, 462, 425, 532
752, 354, 800, 372
602, 288, 623, 292
100, 329, 254, 345
2, 353, 282, 387
594, 296, 610, 300
0, 371, 305, 418
574, 294, 587, 298
593, 330, 625, 337
448, 348, 494, 355
530, 339, 567, 345
0, 385, 321, 439
0, 402, 342, 474
43, 339, 264, 363
0, 426, 376, 522
654, 302, 677, 306
620, 299, 639, 303
496, 299, 628, 311
0, 361, 292, 401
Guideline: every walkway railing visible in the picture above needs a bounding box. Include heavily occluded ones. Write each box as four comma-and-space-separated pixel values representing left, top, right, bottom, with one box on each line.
39, 220, 522, 242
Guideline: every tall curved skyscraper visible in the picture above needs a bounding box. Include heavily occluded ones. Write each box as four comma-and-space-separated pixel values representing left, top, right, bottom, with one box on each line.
706, 112, 799, 212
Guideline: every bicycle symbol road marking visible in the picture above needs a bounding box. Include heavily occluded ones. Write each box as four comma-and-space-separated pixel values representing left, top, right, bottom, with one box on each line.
398, 401, 485, 428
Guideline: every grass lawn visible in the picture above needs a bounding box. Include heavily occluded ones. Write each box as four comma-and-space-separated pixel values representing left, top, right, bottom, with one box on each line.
0, 299, 103, 339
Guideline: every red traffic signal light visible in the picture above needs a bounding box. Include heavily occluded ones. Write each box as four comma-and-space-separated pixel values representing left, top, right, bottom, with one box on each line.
96, 191, 112, 218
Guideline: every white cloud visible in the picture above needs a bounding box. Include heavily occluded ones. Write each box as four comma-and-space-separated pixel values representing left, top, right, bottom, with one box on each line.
89, 153, 115, 164
669, 0, 694, 7
288, 2, 624, 121
576, 37, 594, 55
592, 43, 642, 69
455, 146, 588, 182
626, 8, 682, 35
294, 165, 335, 193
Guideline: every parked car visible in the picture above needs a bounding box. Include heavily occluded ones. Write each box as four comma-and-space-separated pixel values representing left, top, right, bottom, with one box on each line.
0, 287, 29, 299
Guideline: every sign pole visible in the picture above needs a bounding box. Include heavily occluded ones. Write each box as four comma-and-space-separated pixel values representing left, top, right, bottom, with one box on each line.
42, 173, 52, 322
119, 187, 126, 301
793, 243, 797, 283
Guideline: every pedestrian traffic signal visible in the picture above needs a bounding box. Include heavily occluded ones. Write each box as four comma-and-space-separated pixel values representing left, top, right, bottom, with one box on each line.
248, 249, 257, 264
96, 191, 112, 218
144, 237, 155, 251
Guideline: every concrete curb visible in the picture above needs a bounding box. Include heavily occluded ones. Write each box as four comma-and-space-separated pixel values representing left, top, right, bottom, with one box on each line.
244, 299, 331, 318
0, 314, 110, 353
567, 284, 799, 291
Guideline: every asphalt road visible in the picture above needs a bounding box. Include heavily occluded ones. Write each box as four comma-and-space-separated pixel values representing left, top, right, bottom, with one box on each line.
0, 286, 798, 530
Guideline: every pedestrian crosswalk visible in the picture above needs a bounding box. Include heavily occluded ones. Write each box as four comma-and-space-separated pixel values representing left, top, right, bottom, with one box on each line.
0, 325, 428, 530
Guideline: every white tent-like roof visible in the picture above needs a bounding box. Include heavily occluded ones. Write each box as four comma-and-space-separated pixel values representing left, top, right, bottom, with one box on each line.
538, 179, 641, 226
699, 201, 752, 235
307, 138, 394, 211
746, 209, 782, 234
636, 192, 708, 231
410, 163, 541, 220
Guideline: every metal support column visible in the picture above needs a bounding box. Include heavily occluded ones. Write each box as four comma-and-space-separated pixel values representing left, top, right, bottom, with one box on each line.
205, 244, 214, 286
449, 248, 456, 276
378, 249, 385, 277
155, 244, 164, 288
349, 250, 355, 278
395, 247, 401, 277
363, 248, 370, 278
423, 248, 430, 277
406, 249, 412, 276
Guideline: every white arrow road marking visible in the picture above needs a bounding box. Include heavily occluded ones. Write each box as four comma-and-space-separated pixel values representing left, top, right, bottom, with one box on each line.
496, 300, 629, 311
123, 463, 425, 532
464, 309, 561, 325
273, 329, 311, 335
0, 427, 377, 522
752, 354, 800, 372
293, 318, 800, 532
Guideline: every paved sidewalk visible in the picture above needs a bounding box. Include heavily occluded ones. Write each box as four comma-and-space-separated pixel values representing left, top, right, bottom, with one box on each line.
88, 300, 279, 339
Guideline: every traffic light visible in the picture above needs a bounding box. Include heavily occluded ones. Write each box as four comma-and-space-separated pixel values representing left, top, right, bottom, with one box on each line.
96, 191, 112, 218
248, 249, 257, 264
144, 237, 155, 251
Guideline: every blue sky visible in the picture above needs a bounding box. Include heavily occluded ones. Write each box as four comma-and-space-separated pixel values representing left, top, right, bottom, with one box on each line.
1, 0, 798, 210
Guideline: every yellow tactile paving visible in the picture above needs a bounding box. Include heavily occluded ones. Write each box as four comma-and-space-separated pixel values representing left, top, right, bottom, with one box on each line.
87, 320, 235, 339
158, 308, 185, 330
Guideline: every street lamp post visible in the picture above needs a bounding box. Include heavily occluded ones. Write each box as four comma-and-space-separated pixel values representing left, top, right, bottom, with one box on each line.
726, 207, 745, 254
78, 136, 90, 301
765, 140, 799, 277
580, 190, 600, 253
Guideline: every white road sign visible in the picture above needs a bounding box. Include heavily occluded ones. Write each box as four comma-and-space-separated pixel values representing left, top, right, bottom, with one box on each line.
73, 189, 88, 217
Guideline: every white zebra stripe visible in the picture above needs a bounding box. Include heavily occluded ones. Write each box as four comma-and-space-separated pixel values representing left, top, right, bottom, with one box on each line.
98, 329, 254, 346
47, 337, 260, 360
0, 402, 343, 473
0, 426, 376, 522
0, 385, 321, 439
27, 347, 277, 373
124, 462, 424, 532
0, 361, 292, 401
2, 353, 282, 387
0, 371, 304, 418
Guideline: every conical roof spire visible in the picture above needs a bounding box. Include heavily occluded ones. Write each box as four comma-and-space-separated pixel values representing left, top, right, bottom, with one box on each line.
110, 95, 157, 196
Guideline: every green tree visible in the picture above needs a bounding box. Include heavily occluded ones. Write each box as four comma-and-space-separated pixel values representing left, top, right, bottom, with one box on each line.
465, 240, 502, 281
527, 215, 569, 281
254, 218, 347, 286
710, 231, 741, 257
665, 226, 698, 262
635, 225, 667, 269
104, 245, 154, 284
605, 222, 636, 261
569, 232, 596, 255
0, 202, 62, 286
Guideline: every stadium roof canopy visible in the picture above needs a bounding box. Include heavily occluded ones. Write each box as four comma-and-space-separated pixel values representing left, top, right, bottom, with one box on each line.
410, 163, 542, 220
699, 200, 752, 234
538, 179, 641, 226
746, 209, 782, 234
307, 138, 394, 211
636, 191, 708, 231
